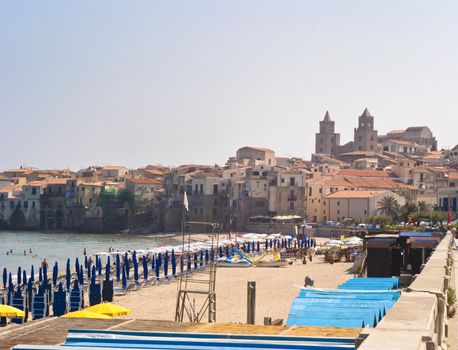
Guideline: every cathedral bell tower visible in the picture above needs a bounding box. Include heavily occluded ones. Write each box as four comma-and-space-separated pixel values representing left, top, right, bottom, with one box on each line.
315, 111, 340, 155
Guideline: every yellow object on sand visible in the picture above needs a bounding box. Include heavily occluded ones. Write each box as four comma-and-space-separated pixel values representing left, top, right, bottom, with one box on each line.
0, 304, 25, 317
61, 310, 112, 319
85, 303, 132, 317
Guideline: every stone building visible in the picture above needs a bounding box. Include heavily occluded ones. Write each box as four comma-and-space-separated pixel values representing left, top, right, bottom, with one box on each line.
353, 108, 378, 153
235, 146, 276, 166
315, 111, 340, 155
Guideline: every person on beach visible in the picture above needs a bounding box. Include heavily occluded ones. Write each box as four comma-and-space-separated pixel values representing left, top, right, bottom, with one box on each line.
29, 248, 32, 254
88, 256, 93, 266
24, 250, 27, 256
41, 258, 48, 270
84, 248, 87, 256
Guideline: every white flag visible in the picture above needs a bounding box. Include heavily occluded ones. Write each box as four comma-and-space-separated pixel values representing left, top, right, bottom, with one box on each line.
183, 191, 189, 211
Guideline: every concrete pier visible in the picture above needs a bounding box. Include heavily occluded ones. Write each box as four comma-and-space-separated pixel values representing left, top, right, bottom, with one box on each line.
359, 232, 454, 350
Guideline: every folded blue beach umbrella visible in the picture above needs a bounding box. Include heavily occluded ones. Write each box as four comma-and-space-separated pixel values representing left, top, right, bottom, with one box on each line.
225, 245, 229, 256
75, 257, 80, 275
52, 262, 58, 285
164, 251, 169, 278
171, 250, 176, 276
105, 256, 111, 281
43, 265, 48, 286
97, 258, 102, 277
157, 253, 162, 269
79, 266, 85, 286
142, 256, 148, 281
116, 254, 121, 282
30, 265, 35, 282
151, 254, 155, 272
2, 268, 7, 289
125, 254, 130, 279
8, 272, 13, 291
199, 250, 203, 267
66, 258, 71, 290
39, 267, 43, 283
133, 259, 139, 282
211, 247, 215, 262
194, 253, 198, 269
91, 265, 96, 285
205, 249, 209, 264
85, 255, 88, 270
219, 246, 223, 258
187, 253, 191, 271
180, 255, 184, 274
155, 258, 160, 280
122, 265, 127, 289
87, 261, 91, 279
22, 270, 27, 286
17, 267, 22, 285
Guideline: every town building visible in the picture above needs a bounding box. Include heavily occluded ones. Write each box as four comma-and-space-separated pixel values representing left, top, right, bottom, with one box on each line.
315, 111, 340, 155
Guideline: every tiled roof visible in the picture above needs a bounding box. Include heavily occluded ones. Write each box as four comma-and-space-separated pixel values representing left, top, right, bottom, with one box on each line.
326, 190, 388, 199
335, 169, 390, 178
127, 178, 162, 185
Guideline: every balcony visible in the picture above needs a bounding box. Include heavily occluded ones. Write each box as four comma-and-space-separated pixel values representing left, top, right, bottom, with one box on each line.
288, 195, 297, 201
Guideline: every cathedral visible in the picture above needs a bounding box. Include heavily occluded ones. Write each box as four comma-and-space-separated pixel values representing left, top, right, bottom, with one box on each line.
315, 108, 379, 157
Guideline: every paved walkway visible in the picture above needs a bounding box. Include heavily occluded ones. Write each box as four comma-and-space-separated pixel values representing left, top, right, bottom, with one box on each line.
449, 238, 458, 349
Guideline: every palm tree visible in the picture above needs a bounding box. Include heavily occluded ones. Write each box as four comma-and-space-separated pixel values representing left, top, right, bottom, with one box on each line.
377, 196, 400, 218
417, 201, 432, 212
400, 202, 419, 223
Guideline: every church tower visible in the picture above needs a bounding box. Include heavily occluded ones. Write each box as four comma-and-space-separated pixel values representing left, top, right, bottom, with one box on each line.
315, 111, 340, 155
353, 108, 378, 152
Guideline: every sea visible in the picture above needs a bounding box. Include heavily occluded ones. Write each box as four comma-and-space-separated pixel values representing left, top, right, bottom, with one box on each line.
0, 230, 181, 276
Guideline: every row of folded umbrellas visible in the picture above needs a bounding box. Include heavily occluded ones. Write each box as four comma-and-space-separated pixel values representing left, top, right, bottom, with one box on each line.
0, 302, 131, 319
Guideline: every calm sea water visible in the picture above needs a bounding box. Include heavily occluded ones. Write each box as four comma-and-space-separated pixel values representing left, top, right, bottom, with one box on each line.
0, 231, 181, 276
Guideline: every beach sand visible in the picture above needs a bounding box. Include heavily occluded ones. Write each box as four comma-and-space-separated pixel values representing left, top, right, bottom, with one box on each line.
115, 255, 353, 325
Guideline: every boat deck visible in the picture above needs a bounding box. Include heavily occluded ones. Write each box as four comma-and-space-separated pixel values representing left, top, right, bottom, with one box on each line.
0, 318, 361, 350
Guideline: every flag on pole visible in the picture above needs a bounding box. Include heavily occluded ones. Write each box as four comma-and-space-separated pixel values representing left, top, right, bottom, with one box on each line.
183, 191, 189, 211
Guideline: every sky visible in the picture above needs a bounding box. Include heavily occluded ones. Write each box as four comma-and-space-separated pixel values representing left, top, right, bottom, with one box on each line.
1, 1, 458, 170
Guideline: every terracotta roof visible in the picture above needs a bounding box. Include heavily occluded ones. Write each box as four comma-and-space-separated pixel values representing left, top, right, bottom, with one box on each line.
385, 139, 420, 146
127, 178, 162, 185
141, 169, 165, 176
326, 190, 388, 199
101, 166, 127, 170
335, 169, 390, 178
448, 172, 458, 180
0, 185, 22, 193
238, 146, 274, 153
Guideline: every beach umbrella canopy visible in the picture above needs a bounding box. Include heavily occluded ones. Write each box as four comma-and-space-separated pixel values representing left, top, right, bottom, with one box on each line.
125, 254, 130, 279
2, 268, 6, 289
85, 303, 132, 317
53, 262, 58, 285
75, 258, 80, 275
155, 257, 160, 280
122, 265, 127, 289
22, 270, 27, 286
0, 304, 25, 317
116, 254, 121, 282
105, 256, 111, 281
61, 310, 112, 319
142, 256, 148, 281
91, 266, 96, 285
97, 257, 102, 276
30, 265, 35, 282
17, 267, 22, 285
171, 250, 176, 275
66, 259, 71, 291
164, 251, 169, 278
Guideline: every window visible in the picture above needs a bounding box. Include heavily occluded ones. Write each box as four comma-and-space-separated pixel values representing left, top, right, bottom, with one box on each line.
32, 201, 35, 209
358, 145, 362, 151
289, 201, 295, 210
32, 187, 37, 195
290, 177, 295, 186
58, 186, 61, 194
337, 210, 340, 214
213, 198, 218, 206
253, 171, 260, 176
24, 201, 28, 209
200, 184, 203, 194
195, 184, 198, 193
10, 201, 14, 209
337, 201, 340, 206
213, 184, 218, 194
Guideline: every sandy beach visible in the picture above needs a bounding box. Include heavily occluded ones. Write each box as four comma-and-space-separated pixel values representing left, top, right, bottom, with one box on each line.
115, 253, 353, 325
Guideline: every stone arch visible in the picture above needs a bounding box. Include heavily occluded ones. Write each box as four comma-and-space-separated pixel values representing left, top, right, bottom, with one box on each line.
55, 210, 64, 229
9, 207, 26, 229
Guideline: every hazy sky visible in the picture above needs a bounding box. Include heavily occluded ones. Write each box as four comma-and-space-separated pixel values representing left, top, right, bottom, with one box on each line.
1, 1, 457, 170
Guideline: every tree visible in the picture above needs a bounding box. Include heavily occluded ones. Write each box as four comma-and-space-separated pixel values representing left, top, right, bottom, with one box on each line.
417, 201, 432, 212
431, 211, 448, 227
377, 196, 400, 218
400, 202, 419, 223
